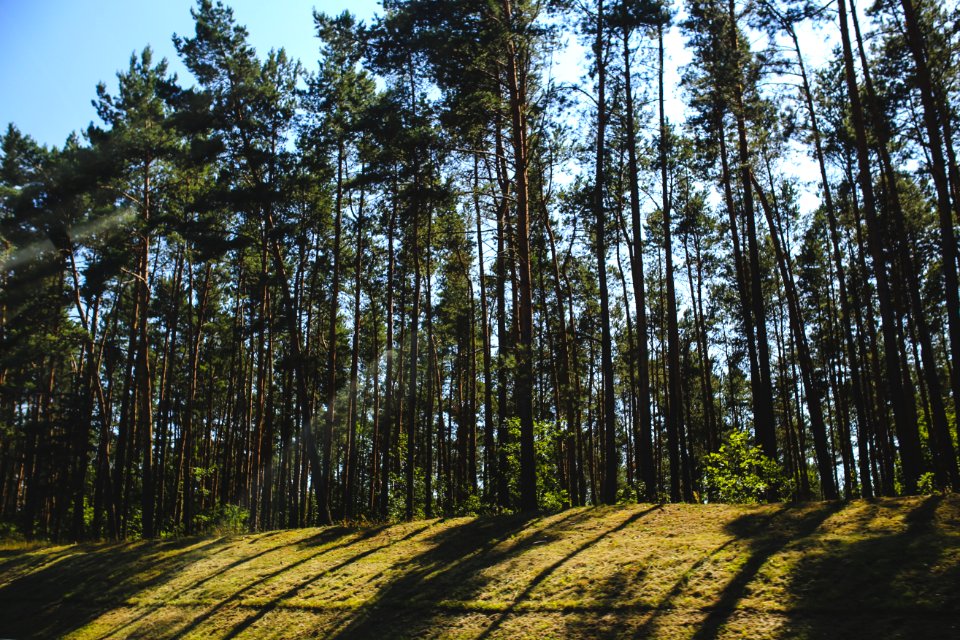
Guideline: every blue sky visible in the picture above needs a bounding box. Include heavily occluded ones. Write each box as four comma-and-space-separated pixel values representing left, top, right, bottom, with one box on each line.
0, 0, 380, 148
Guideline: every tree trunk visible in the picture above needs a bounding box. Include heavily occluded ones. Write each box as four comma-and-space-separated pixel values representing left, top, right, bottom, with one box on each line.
473, 158, 496, 505
593, 0, 618, 505
850, 0, 957, 489
379, 198, 398, 519
622, 25, 655, 502
345, 187, 366, 519
752, 174, 838, 498
660, 19, 684, 503
727, 0, 776, 463
898, 0, 960, 441
786, 21, 872, 498
500, 0, 537, 512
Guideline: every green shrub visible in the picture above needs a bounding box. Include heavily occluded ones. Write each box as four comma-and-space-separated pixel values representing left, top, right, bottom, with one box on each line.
917, 471, 939, 495
196, 504, 250, 536
499, 417, 570, 512
702, 430, 788, 503
453, 492, 483, 517
0, 520, 23, 541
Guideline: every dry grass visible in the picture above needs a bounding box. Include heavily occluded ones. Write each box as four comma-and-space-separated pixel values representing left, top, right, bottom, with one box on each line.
1, 496, 958, 638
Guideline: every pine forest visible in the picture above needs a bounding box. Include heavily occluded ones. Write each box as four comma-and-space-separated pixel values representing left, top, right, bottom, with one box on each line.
3, 0, 960, 543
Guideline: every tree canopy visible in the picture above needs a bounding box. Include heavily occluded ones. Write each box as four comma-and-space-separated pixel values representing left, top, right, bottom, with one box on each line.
2, 0, 960, 540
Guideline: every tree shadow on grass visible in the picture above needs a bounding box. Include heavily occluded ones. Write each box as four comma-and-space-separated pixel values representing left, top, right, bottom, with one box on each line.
217, 522, 432, 638
166, 523, 400, 638
319, 506, 659, 639
5, 498, 955, 639
0, 526, 377, 639
779, 495, 960, 639
689, 502, 843, 640
624, 497, 960, 639
99, 525, 378, 639
626, 502, 842, 640
474, 505, 662, 639
0, 535, 233, 638
322, 510, 586, 638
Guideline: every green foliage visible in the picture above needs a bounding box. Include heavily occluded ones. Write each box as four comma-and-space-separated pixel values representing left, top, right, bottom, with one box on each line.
452, 492, 483, 517
702, 430, 789, 503
0, 520, 23, 541
125, 509, 143, 540
387, 468, 409, 521
536, 420, 570, 512
386, 432, 427, 521
196, 504, 250, 536
193, 465, 217, 498
916, 472, 939, 495
83, 497, 94, 530
502, 418, 568, 512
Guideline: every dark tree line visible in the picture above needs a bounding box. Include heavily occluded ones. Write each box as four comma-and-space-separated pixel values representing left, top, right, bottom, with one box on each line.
2, 0, 959, 540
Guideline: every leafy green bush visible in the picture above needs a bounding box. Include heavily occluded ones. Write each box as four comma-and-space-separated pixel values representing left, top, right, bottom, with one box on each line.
453, 492, 483, 517
535, 420, 570, 511
702, 430, 788, 503
917, 471, 939, 495
386, 432, 428, 521
196, 504, 250, 536
0, 520, 23, 541
500, 417, 569, 512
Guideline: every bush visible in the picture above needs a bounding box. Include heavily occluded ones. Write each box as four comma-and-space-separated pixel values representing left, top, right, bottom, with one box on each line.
196, 504, 250, 536
917, 472, 940, 495
702, 430, 789, 503
500, 418, 569, 512
453, 492, 483, 517
0, 520, 23, 541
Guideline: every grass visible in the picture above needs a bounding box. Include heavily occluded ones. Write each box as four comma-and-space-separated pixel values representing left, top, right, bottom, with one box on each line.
0, 496, 958, 638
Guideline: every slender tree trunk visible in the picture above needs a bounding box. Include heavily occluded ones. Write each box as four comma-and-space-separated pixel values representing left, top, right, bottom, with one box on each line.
683, 233, 717, 455
320, 142, 347, 524
593, 0, 617, 505
500, 0, 537, 511
622, 23, 655, 503
717, 124, 765, 459
752, 175, 838, 498
786, 22, 872, 497
138, 160, 155, 538
727, 0, 776, 463
345, 187, 366, 519
544, 210, 578, 507
851, 0, 957, 489
405, 199, 423, 521
424, 311, 435, 519
659, 20, 684, 503
379, 199, 397, 519
494, 124, 512, 511
264, 205, 325, 525
473, 158, 496, 505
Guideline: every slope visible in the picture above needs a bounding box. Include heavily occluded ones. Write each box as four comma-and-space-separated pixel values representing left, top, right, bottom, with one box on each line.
0, 496, 958, 639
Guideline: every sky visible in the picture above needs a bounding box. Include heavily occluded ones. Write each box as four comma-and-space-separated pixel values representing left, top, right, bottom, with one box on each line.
0, 0, 380, 148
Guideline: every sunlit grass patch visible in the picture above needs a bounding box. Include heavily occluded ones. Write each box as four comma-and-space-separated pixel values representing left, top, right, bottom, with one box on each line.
1, 495, 957, 639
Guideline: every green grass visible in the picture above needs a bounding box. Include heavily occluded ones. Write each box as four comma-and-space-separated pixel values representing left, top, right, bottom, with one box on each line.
1, 496, 958, 638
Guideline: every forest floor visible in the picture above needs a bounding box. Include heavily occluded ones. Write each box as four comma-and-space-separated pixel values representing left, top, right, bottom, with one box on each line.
0, 496, 958, 639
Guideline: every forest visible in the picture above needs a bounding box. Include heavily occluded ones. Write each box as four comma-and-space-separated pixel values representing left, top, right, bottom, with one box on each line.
1, 0, 958, 542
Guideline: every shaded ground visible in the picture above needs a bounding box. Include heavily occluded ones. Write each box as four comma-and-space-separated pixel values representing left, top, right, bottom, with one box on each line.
0, 496, 958, 639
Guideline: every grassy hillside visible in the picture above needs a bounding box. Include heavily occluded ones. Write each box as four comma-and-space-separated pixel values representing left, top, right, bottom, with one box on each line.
1, 496, 958, 639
